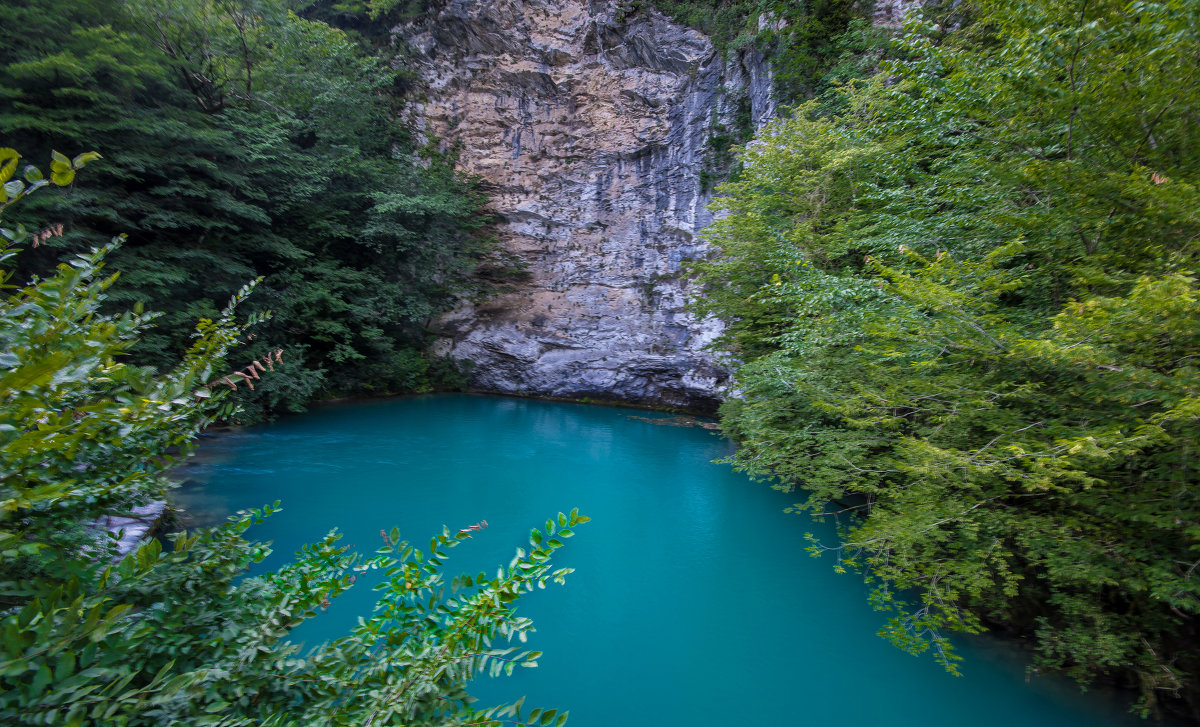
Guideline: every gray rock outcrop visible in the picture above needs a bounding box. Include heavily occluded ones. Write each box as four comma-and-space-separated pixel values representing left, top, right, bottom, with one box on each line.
398, 0, 776, 413
91, 500, 168, 560
874, 0, 921, 27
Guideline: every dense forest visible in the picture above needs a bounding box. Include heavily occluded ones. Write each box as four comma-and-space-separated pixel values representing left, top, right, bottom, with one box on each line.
2, 0, 1198, 723
1, 0, 507, 422
692, 0, 1200, 719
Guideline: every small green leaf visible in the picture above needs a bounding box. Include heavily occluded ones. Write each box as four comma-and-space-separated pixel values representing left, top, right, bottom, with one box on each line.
51, 168, 76, 187
0, 148, 17, 183
55, 651, 75, 681
30, 664, 51, 695
72, 151, 102, 169
50, 150, 71, 172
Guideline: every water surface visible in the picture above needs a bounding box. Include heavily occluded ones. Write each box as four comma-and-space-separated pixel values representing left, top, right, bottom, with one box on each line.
175, 394, 1146, 727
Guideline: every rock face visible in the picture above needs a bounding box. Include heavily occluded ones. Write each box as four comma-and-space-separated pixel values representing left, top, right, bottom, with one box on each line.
90, 501, 168, 560
397, 0, 775, 413
873, 0, 920, 28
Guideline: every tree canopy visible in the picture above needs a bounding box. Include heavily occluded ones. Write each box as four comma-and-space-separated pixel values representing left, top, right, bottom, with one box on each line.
1, 0, 504, 421
695, 0, 1200, 717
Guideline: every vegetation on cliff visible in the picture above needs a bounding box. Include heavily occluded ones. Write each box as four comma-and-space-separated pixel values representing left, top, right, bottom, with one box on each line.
694, 0, 1200, 717
648, 0, 888, 108
0, 0, 501, 422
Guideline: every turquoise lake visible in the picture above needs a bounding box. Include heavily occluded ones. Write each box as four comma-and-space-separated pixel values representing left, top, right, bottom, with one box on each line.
174, 393, 1149, 727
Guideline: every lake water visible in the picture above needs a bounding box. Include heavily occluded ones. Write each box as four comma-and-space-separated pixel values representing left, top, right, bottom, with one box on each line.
173, 393, 1148, 727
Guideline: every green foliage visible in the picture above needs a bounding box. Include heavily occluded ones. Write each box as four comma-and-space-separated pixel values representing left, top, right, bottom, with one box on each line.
0, 166, 586, 725
1, 148, 95, 211
698, 0, 1200, 716
0, 150, 211, 562
647, 0, 888, 107
1, 0, 499, 421
648, 0, 889, 191
642, 0, 757, 51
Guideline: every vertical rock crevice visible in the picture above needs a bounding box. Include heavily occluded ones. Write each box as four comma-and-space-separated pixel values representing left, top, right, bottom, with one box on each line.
398, 0, 776, 412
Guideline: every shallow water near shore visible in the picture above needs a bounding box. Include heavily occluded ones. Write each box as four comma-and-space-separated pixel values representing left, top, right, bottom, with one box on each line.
174, 393, 1152, 727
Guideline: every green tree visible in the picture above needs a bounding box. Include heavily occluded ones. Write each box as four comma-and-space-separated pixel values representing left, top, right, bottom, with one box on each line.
1, 0, 499, 420
697, 0, 1200, 716
1, 152, 584, 726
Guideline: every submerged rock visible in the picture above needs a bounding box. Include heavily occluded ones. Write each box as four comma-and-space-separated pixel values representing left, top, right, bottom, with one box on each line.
397, 0, 776, 413
91, 500, 168, 560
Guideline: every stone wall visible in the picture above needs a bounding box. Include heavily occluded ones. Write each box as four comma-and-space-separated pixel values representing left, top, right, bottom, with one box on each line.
397, 0, 776, 412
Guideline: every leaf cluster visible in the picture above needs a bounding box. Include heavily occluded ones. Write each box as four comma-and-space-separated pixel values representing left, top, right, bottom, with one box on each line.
698, 0, 1200, 716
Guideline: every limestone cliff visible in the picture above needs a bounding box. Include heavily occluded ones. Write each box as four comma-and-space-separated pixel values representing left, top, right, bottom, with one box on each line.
873, 0, 919, 27
397, 0, 775, 413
